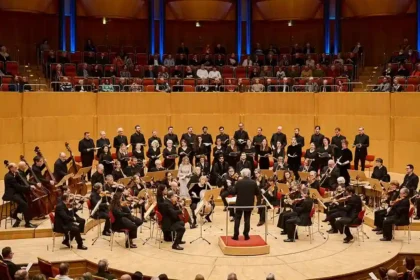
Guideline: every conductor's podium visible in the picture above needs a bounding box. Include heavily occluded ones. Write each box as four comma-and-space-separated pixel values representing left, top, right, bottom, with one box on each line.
218, 235, 270, 256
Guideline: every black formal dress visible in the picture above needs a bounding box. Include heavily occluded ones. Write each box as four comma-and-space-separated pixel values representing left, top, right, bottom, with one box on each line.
331, 134, 346, 159
258, 147, 272, 170
196, 161, 210, 177
243, 146, 256, 173
201, 133, 213, 163
331, 194, 362, 239
132, 149, 145, 161
287, 145, 302, 176
285, 197, 314, 240
216, 133, 230, 149
212, 146, 225, 164
305, 149, 318, 171
117, 151, 130, 170
226, 146, 240, 168
147, 148, 161, 169
233, 130, 249, 152
253, 134, 267, 162
113, 135, 128, 154
270, 132, 287, 151
3, 171, 31, 223
272, 147, 285, 159
178, 146, 192, 166
353, 134, 369, 171
112, 169, 125, 182
164, 133, 179, 147
163, 147, 177, 170
90, 192, 110, 234
232, 178, 260, 238
99, 152, 114, 176
78, 138, 95, 179
317, 145, 333, 171
310, 133, 324, 149
96, 137, 111, 158
148, 136, 162, 148
382, 197, 410, 240
338, 148, 353, 185
53, 157, 72, 183
372, 166, 390, 182
181, 133, 196, 150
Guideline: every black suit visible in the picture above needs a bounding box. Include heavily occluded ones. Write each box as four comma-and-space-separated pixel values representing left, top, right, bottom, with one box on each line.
54, 200, 84, 246
91, 171, 105, 187
3, 259, 19, 280
113, 135, 128, 154
161, 199, 185, 246
310, 133, 324, 149
402, 173, 419, 197
111, 206, 142, 240
285, 197, 313, 239
332, 194, 362, 239
235, 160, 252, 174
130, 132, 146, 151
353, 134, 369, 171
331, 134, 346, 159
3, 171, 31, 223
78, 138, 95, 179
164, 133, 179, 147
383, 197, 410, 240
210, 161, 229, 186
233, 130, 249, 152
232, 178, 260, 238
320, 166, 340, 190
96, 138, 111, 157
53, 157, 72, 183
181, 133, 196, 149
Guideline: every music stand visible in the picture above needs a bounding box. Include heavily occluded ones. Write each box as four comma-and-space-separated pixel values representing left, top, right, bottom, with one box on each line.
260, 169, 274, 178
308, 188, 327, 239
56, 174, 74, 187
142, 201, 157, 245
275, 170, 285, 180
145, 170, 170, 181
298, 171, 310, 182
348, 170, 368, 195
118, 177, 133, 186
367, 178, 382, 209
190, 191, 211, 245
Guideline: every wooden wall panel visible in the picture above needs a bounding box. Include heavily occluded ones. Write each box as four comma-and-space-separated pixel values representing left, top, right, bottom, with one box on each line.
169, 114, 240, 137
0, 118, 23, 145
23, 116, 96, 143
393, 117, 420, 142
316, 93, 390, 116
169, 93, 242, 115
393, 141, 420, 173
241, 114, 315, 149
97, 115, 169, 143
22, 92, 96, 117
241, 93, 315, 115
23, 141, 80, 166
0, 93, 22, 118
391, 93, 420, 117
97, 93, 170, 115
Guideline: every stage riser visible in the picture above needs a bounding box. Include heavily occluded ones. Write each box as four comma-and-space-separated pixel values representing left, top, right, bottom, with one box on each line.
364, 216, 420, 231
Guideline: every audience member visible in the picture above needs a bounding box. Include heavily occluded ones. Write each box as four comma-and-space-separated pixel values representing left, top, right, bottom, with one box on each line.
334, 53, 344, 65
279, 54, 290, 67
85, 52, 96, 65
228, 53, 237, 66
2, 247, 19, 279
266, 78, 273, 92
163, 54, 175, 67
201, 54, 213, 67
130, 78, 143, 92
372, 77, 390, 92
412, 64, 420, 76
0, 45, 12, 63
327, 65, 339, 78
303, 42, 315, 54
124, 54, 134, 69
214, 54, 225, 66
396, 63, 410, 77
132, 271, 144, 280
132, 65, 142, 77
352, 42, 363, 55
209, 67, 222, 79
276, 67, 286, 79
254, 43, 264, 55
176, 53, 188, 65
266, 44, 278, 55
55, 263, 72, 280
320, 79, 331, 92
14, 269, 29, 280
97, 52, 109, 65
177, 42, 189, 55
346, 52, 357, 65
214, 43, 226, 54
306, 77, 318, 92
393, 49, 407, 64
82, 272, 93, 280
19, 76, 31, 92
312, 64, 325, 77
121, 274, 132, 280
84, 39, 96, 52
251, 78, 264, 92
144, 65, 156, 78
203, 44, 211, 54
291, 43, 302, 54
260, 65, 272, 77
113, 55, 124, 68
386, 269, 398, 280
77, 63, 90, 78
305, 55, 315, 68
227, 273, 238, 280
402, 256, 416, 280
378, 267, 388, 280
340, 65, 352, 79
158, 66, 169, 79
101, 79, 114, 92
149, 54, 162, 66
319, 53, 330, 65
194, 274, 205, 280
293, 53, 304, 66
383, 63, 395, 78
115, 77, 127, 92
158, 274, 169, 280
242, 55, 253, 66
59, 51, 70, 64
301, 66, 313, 78
265, 54, 277, 66
287, 65, 300, 78
184, 66, 194, 78
249, 67, 259, 79
400, 38, 411, 52
197, 65, 209, 79
172, 80, 183, 92
266, 273, 275, 280
407, 49, 418, 64
60, 77, 73, 92
96, 259, 116, 280
412, 266, 420, 280
32, 274, 47, 280
91, 64, 103, 77
172, 66, 182, 78
190, 54, 200, 66
156, 77, 171, 93
105, 66, 116, 77
238, 78, 247, 92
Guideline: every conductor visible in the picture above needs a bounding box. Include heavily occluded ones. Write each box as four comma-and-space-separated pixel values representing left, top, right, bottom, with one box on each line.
232, 168, 260, 240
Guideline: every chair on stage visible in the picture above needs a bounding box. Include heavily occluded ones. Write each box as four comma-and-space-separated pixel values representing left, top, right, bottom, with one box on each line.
48, 212, 72, 252
344, 209, 368, 246
155, 210, 174, 248
293, 206, 316, 243
87, 199, 106, 245
109, 211, 130, 251
0, 200, 16, 229
0, 261, 12, 280
365, 155, 375, 175
392, 206, 415, 244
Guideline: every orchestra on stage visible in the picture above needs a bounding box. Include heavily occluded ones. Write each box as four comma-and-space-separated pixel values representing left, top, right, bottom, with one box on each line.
2, 123, 419, 250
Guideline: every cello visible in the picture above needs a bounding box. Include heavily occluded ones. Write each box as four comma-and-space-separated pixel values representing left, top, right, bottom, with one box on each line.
64, 142, 87, 195
34, 146, 59, 207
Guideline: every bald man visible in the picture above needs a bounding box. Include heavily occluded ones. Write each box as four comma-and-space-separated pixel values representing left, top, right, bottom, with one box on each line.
113, 127, 128, 154
195, 274, 205, 280
3, 163, 36, 228
386, 269, 398, 280
121, 275, 132, 280
270, 126, 287, 153
54, 152, 73, 183
14, 269, 29, 280
96, 131, 111, 157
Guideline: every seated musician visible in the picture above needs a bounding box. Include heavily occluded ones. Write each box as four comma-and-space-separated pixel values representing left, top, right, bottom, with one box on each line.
236, 152, 252, 174
277, 183, 302, 232
298, 158, 314, 173
380, 187, 410, 241
196, 155, 210, 177
161, 190, 187, 250
91, 164, 105, 186
53, 152, 73, 183
156, 184, 174, 242
322, 177, 346, 222
123, 157, 143, 177
307, 171, 320, 192
189, 175, 214, 226
328, 186, 362, 243
112, 160, 125, 182
371, 158, 390, 182
109, 192, 143, 248
149, 159, 166, 172
220, 167, 238, 220
162, 171, 179, 191
280, 170, 294, 186
90, 183, 111, 236
103, 174, 117, 193
283, 187, 314, 242
372, 180, 400, 234
54, 192, 87, 250
320, 159, 340, 190
212, 138, 226, 165
3, 163, 36, 228
273, 156, 288, 171
32, 156, 55, 187
210, 154, 229, 185
131, 175, 146, 196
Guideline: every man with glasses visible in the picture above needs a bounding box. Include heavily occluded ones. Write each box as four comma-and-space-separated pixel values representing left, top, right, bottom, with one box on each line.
2, 247, 19, 279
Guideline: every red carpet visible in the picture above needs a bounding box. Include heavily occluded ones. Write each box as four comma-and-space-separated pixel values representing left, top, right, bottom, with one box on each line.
220, 235, 267, 247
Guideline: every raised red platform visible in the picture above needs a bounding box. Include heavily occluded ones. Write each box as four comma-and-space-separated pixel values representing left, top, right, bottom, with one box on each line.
218, 235, 270, 256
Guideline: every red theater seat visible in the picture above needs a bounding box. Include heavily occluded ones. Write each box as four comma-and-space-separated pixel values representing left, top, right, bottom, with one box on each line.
5, 61, 18, 76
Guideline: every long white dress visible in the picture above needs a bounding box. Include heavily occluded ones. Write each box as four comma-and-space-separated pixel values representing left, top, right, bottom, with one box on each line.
178, 163, 192, 198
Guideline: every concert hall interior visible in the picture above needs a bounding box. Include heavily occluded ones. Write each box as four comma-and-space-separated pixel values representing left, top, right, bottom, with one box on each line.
1, 1, 420, 280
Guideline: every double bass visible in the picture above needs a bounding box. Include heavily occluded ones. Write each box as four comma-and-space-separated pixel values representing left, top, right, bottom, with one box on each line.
64, 142, 87, 195
16, 157, 52, 217
34, 146, 59, 207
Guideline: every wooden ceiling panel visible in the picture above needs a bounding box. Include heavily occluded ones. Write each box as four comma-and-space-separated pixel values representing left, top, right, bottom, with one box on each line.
343, 0, 415, 17
77, 0, 147, 19
0, 0, 57, 14
167, 0, 233, 21
254, 0, 323, 20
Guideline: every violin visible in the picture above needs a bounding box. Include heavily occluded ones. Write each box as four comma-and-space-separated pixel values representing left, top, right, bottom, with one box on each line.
332, 195, 352, 205
100, 191, 112, 198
